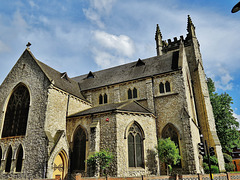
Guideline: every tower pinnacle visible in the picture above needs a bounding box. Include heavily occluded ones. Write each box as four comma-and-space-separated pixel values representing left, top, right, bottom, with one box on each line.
187, 15, 196, 38
155, 24, 163, 56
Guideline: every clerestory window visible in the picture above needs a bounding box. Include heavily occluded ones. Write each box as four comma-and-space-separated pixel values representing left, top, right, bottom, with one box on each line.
99, 94, 103, 104
159, 81, 171, 94
128, 88, 138, 99
99, 93, 108, 104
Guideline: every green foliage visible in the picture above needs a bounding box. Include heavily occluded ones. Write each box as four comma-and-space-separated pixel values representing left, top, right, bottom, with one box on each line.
87, 150, 114, 176
225, 162, 235, 172
207, 78, 240, 153
203, 155, 218, 166
156, 138, 181, 166
203, 162, 219, 174
223, 153, 232, 163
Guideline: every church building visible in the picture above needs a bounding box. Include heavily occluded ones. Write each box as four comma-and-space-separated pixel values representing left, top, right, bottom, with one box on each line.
0, 16, 225, 179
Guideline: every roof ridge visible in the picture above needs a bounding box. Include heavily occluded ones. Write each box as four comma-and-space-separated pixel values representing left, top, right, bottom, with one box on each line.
72, 55, 160, 79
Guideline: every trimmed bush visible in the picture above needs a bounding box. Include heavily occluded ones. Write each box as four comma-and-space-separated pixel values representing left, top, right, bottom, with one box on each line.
225, 162, 235, 172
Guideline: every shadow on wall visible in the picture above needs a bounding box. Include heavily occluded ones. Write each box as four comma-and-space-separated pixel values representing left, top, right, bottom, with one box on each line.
146, 149, 158, 175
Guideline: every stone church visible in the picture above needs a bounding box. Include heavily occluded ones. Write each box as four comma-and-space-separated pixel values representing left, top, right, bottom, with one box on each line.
0, 16, 225, 179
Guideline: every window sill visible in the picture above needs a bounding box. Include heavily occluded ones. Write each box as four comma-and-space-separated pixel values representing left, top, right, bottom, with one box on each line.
128, 167, 145, 171
155, 92, 178, 98
1, 135, 24, 140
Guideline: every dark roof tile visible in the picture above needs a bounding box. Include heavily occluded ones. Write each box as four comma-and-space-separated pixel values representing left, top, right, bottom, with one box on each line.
73, 52, 178, 90
68, 101, 153, 118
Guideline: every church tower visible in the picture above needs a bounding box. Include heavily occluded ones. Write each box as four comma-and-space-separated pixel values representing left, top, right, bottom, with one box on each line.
184, 15, 225, 172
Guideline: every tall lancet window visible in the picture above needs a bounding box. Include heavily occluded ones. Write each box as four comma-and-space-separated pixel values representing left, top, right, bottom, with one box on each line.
16, 145, 24, 172
104, 93, 108, 104
2, 84, 30, 138
159, 82, 164, 93
5, 146, 13, 172
165, 81, 171, 92
99, 94, 103, 104
128, 123, 144, 168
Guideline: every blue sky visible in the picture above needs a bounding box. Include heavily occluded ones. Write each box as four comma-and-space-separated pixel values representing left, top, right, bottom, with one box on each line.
0, 0, 240, 123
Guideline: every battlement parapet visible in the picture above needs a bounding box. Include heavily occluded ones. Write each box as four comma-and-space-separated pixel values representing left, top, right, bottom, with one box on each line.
162, 35, 191, 52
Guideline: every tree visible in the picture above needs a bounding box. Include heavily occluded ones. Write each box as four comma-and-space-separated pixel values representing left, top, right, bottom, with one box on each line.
207, 78, 240, 153
86, 150, 114, 176
156, 138, 181, 175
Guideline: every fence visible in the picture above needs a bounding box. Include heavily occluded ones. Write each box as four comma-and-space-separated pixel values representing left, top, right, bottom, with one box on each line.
36, 172, 240, 180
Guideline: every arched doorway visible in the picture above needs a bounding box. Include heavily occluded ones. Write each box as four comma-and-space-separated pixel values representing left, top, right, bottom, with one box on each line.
71, 126, 87, 173
52, 150, 68, 179
162, 124, 181, 167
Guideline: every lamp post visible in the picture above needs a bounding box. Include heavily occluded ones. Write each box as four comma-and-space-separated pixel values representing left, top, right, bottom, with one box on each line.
232, 1, 240, 13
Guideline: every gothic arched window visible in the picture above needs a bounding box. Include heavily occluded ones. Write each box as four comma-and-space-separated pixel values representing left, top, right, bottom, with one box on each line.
133, 88, 137, 98
162, 124, 181, 167
71, 127, 86, 172
16, 145, 24, 172
165, 81, 171, 92
2, 84, 30, 138
5, 146, 13, 172
128, 123, 144, 168
99, 94, 103, 104
104, 93, 108, 104
128, 89, 132, 99
159, 82, 164, 93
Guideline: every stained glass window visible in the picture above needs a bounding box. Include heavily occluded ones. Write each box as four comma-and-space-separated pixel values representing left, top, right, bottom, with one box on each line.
128, 123, 144, 167
2, 84, 30, 138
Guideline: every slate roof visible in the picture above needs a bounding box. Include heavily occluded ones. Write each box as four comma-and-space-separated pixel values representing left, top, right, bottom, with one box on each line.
26, 49, 86, 101
68, 101, 153, 118
73, 51, 179, 91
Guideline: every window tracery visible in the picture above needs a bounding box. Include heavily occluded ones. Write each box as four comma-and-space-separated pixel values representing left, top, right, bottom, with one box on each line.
128, 123, 144, 168
2, 84, 30, 138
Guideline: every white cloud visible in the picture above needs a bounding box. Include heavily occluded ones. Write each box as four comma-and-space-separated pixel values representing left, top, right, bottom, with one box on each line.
93, 30, 135, 57
90, 0, 116, 14
0, 41, 10, 53
206, 65, 233, 91
83, 9, 105, 29
13, 10, 28, 31
83, 0, 116, 28
233, 113, 240, 127
92, 48, 127, 69
29, 1, 38, 8
91, 30, 135, 69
